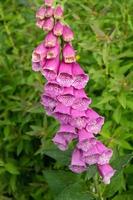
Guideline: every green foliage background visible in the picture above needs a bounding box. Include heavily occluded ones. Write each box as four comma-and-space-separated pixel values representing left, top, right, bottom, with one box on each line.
0, 0, 133, 199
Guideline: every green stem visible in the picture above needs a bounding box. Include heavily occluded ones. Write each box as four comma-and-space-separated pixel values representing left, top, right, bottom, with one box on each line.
94, 176, 104, 200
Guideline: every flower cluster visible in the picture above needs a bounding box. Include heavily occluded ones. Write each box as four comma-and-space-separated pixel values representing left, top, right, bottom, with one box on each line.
32, 0, 115, 184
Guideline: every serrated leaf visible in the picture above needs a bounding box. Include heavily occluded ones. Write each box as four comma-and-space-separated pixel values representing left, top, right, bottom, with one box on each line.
86, 165, 97, 180
112, 154, 133, 170
43, 170, 80, 196
56, 182, 95, 200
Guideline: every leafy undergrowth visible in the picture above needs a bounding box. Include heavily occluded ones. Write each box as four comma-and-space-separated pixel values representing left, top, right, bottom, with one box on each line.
0, 0, 133, 199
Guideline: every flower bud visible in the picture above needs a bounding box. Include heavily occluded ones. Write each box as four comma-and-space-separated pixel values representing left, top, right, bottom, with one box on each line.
36, 19, 44, 29
63, 44, 76, 63
44, 32, 57, 47
45, 7, 54, 18
54, 5, 63, 19
36, 7, 46, 20
53, 21, 63, 36
63, 25, 74, 42
43, 17, 54, 32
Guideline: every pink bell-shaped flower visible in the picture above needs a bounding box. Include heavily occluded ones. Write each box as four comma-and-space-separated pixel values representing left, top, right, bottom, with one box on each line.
56, 62, 74, 87
97, 164, 116, 184
52, 133, 68, 151
69, 149, 87, 173
72, 63, 89, 89
41, 93, 57, 109
70, 109, 87, 129
44, 81, 63, 97
72, 89, 91, 111
86, 108, 104, 135
53, 124, 77, 151
57, 87, 75, 106
77, 129, 96, 152
42, 56, 60, 80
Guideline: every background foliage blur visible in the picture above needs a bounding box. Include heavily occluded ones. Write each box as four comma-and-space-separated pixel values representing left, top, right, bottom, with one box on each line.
0, 0, 133, 199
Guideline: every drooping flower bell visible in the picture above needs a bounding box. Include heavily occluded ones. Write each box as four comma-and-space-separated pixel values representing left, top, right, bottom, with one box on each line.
97, 164, 116, 184
69, 149, 87, 173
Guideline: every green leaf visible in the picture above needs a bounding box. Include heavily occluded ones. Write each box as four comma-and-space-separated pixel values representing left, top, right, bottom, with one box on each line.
113, 106, 122, 124
43, 170, 80, 196
103, 171, 125, 198
5, 163, 19, 175
86, 165, 97, 180
56, 182, 95, 200
117, 93, 127, 109
112, 193, 133, 200
112, 154, 133, 170
39, 141, 72, 165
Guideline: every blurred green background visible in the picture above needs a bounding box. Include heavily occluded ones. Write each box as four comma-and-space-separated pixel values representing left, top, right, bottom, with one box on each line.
0, 0, 133, 199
